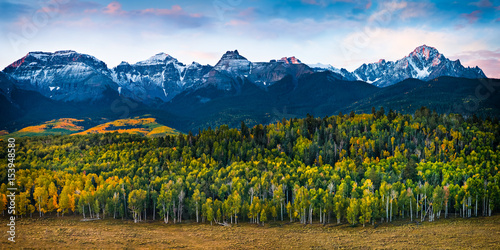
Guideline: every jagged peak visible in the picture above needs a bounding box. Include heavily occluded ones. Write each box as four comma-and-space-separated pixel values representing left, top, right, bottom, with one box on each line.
54, 50, 78, 54
279, 56, 301, 64
117, 61, 131, 67
188, 61, 202, 67
409, 45, 440, 60
220, 50, 247, 61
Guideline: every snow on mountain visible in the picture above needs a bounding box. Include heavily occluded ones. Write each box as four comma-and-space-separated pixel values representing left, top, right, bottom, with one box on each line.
308, 63, 355, 81
352, 45, 487, 87
1, 45, 488, 104
3, 50, 117, 101
111, 53, 212, 102
213, 51, 251, 77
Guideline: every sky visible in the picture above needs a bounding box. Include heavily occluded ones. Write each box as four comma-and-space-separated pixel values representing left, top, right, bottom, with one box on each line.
0, 0, 499, 77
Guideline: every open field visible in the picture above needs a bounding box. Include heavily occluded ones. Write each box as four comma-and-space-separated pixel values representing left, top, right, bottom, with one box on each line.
1, 215, 500, 249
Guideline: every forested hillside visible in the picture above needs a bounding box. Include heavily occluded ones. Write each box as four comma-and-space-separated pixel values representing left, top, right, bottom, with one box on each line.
1, 107, 499, 226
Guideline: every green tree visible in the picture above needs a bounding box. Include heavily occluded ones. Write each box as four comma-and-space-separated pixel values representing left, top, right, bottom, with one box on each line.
128, 189, 147, 223
347, 198, 359, 225
260, 208, 267, 226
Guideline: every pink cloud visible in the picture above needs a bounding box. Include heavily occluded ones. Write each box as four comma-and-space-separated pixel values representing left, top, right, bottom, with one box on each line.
365, 0, 372, 9
461, 10, 482, 24
451, 49, 500, 78
103, 1, 125, 15
466, 59, 500, 78
138, 5, 204, 18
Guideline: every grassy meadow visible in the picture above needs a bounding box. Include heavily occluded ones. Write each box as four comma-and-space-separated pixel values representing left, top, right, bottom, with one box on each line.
1, 215, 499, 249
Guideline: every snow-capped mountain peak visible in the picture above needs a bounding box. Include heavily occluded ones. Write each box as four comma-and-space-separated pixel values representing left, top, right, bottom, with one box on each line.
3, 50, 115, 102
308, 63, 342, 74
351, 45, 486, 87
5, 50, 106, 71
408, 45, 441, 61
136, 52, 175, 65
213, 50, 251, 74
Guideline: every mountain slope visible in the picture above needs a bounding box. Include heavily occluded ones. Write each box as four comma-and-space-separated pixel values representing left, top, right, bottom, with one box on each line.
165, 71, 379, 130
73, 117, 181, 137
1, 117, 181, 139
345, 77, 500, 117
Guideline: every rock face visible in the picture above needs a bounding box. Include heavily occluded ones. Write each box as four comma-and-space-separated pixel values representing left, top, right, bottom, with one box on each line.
3, 50, 117, 102
350, 45, 486, 87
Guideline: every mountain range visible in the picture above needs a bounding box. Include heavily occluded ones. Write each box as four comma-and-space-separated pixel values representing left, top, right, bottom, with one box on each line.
1, 45, 497, 134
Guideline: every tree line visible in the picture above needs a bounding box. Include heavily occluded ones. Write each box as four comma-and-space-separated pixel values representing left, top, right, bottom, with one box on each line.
1, 107, 499, 226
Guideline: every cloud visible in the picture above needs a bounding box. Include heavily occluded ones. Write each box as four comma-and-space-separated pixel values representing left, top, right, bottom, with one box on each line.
469, 0, 493, 8
461, 10, 482, 24
52, 17, 97, 28
365, 0, 372, 9
103, 1, 125, 15
300, 0, 371, 8
99, 3, 210, 28
238, 7, 257, 21
140, 5, 182, 16
400, 2, 435, 20
250, 17, 353, 39
0, 0, 99, 23
32, 0, 100, 16
367, 1, 434, 23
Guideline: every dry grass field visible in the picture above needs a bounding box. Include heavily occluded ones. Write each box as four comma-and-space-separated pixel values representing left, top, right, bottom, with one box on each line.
1, 215, 499, 249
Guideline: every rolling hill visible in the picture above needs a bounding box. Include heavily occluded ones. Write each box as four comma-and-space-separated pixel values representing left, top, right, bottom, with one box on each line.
1, 117, 181, 140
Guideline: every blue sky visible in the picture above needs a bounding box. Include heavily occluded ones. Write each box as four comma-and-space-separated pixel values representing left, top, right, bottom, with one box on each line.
1, 0, 499, 77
